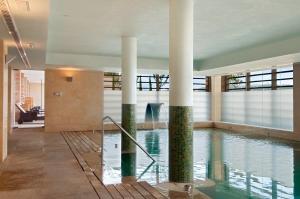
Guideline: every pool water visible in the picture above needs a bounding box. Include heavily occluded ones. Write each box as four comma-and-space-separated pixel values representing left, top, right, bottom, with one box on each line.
103, 128, 300, 199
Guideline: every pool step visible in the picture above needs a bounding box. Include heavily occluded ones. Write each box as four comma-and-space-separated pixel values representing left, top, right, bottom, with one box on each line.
61, 131, 167, 199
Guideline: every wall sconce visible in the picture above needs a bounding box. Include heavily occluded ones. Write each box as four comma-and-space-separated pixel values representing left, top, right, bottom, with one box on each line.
66, 76, 73, 82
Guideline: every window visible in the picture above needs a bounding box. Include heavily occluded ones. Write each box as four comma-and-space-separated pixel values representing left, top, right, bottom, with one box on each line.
104, 73, 211, 92
223, 66, 293, 92
104, 72, 121, 90
225, 73, 247, 91
276, 66, 293, 88
137, 74, 169, 91
193, 76, 208, 91
249, 69, 272, 90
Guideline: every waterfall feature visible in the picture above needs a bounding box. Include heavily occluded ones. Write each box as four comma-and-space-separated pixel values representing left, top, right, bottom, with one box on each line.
145, 103, 163, 129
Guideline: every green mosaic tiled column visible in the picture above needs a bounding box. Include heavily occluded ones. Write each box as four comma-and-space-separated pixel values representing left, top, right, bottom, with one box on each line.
121, 104, 136, 153
169, 106, 193, 183
294, 149, 300, 198
121, 152, 136, 177
121, 104, 136, 177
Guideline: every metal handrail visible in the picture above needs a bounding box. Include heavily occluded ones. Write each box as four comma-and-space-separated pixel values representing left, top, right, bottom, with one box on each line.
102, 116, 156, 162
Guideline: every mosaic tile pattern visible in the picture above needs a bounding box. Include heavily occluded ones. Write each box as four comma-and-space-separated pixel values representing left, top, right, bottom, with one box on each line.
121, 104, 137, 153
169, 106, 193, 183
121, 152, 136, 177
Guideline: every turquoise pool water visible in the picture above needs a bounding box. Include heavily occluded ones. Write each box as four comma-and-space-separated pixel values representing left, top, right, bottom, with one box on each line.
103, 128, 300, 199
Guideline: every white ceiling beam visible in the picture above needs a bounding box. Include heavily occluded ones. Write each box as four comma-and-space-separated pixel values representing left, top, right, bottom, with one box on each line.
46, 52, 169, 73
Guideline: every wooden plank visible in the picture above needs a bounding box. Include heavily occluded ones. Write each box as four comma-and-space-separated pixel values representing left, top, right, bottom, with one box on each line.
77, 133, 96, 151
69, 132, 90, 153
114, 184, 134, 199
67, 132, 88, 154
106, 184, 123, 199
79, 133, 99, 151
139, 181, 166, 199
84, 131, 102, 146
122, 183, 145, 199
130, 182, 155, 199
63, 131, 166, 199
62, 133, 89, 170
61, 132, 113, 199
90, 178, 113, 199
72, 132, 94, 152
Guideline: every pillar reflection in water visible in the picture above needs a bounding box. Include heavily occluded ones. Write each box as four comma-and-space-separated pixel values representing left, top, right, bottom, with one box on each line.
207, 133, 227, 182
145, 131, 160, 184
145, 131, 160, 155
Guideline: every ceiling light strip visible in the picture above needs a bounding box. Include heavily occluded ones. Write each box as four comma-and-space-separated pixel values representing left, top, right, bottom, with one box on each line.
0, 0, 31, 68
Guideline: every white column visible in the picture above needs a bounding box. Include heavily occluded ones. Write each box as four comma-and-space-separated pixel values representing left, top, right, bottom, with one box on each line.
211, 76, 222, 122
121, 37, 137, 178
169, 0, 194, 106
168, 0, 194, 183
122, 36, 137, 105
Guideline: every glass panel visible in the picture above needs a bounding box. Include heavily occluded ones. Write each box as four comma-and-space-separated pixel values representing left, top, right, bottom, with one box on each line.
277, 66, 293, 88
104, 90, 211, 123
221, 89, 293, 130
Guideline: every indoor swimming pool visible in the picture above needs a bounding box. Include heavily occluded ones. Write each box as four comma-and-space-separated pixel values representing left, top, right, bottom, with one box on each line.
103, 129, 300, 199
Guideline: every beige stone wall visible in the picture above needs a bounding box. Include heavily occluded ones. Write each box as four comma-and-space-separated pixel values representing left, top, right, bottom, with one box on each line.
0, 40, 8, 161
29, 82, 44, 108
45, 69, 103, 132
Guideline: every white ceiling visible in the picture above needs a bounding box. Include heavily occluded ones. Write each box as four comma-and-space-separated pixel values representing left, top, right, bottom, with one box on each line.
2, 0, 300, 74
47, 0, 300, 60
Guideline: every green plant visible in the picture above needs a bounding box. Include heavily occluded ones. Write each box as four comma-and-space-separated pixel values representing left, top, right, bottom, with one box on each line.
227, 73, 244, 88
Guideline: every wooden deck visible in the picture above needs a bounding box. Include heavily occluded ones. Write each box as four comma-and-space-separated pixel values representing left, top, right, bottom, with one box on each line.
61, 131, 166, 199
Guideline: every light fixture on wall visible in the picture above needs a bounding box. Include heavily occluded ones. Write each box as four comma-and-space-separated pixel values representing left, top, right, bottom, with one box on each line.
66, 76, 73, 82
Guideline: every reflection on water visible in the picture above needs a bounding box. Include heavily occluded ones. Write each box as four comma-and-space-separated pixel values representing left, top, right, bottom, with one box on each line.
103, 128, 300, 199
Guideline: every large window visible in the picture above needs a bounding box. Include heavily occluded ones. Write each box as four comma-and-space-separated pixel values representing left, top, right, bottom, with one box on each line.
277, 66, 293, 88
104, 72, 121, 90
249, 69, 272, 89
137, 74, 169, 91
222, 66, 293, 130
226, 73, 247, 91
224, 66, 293, 92
104, 73, 210, 92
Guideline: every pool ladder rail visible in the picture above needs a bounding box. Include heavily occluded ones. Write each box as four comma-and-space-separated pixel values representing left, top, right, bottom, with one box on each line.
101, 116, 156, 162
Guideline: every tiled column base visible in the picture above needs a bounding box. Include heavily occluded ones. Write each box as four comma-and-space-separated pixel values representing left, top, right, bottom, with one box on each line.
121, 104, 136, 153
169, 106, 193, 183
121, 104, 136, 177
294, 150, 300, 198
121, 152, 136, 177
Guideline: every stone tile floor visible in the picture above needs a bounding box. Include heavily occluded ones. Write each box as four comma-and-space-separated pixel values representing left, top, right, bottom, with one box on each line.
0, 128, 99, 199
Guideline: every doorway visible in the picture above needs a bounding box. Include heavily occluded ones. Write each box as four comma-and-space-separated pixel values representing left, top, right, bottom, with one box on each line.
11, 70, 45, 129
